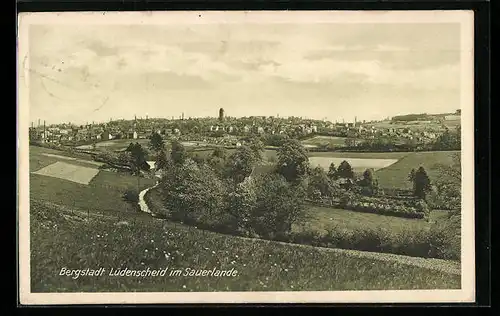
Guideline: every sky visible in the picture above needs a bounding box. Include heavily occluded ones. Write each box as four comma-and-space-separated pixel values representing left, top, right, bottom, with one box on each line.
25, 21, 462, 125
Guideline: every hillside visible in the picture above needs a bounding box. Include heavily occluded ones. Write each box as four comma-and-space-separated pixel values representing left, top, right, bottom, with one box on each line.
30, 199, 460, 292
375, 151, 459, 189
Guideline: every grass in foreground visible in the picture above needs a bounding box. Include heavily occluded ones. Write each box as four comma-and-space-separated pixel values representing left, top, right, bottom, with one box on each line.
30, 199, 460, 292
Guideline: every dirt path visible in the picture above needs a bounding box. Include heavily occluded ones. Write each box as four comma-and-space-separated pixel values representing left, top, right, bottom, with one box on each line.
138, 182, 159, 214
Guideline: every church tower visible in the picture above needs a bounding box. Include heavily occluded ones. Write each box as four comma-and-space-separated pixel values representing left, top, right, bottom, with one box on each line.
219, 108, 225, 121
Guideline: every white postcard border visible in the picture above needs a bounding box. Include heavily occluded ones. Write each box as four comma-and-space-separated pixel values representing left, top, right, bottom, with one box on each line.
17, 10, 476, 305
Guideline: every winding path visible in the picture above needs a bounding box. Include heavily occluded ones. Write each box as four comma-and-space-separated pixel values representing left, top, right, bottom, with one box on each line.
138, 182, 159, 214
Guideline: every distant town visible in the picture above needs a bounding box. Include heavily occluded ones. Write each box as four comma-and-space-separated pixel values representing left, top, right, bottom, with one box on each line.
29, 108, 461, 151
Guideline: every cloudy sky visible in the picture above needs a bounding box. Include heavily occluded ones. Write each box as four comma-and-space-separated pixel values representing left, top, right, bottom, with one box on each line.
27, 22, 461, 125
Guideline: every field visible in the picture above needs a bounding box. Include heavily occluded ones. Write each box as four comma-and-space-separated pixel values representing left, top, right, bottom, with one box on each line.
307, 151, 406, 174
302, 150, 458, 189
33, 161, 100, 185
443, 119, 461, 129
307, 151, 409, 159
309, 157, 398, 172
77, 139, 231, 152
191, 148, 278, 161
375, 151, 459, 189
30, 146, 156, 213
30, 199, 460, 292
303, 205, 449, 235
76, 139, 151, 151
190, 148, 457, 189
301, 135, 348, 148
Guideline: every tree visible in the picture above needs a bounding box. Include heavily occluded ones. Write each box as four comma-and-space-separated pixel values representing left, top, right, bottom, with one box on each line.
327, 163, 337, 180
226, 146, 256, 183
336, 160, 355, 179
125, 142, 150, 191
250, 173, 307, 239
170, 140, 187, 165
206, 146, 228, 176
276, 139, 309, 183
308, 166, 335, 199
212, 147, 227, 159
149, 132, 165, 153
155, 149, 170, 172
359, 168, 378, 196
430, 152, 461, 213
408, 168, 416, 192
263, 134, 289, 147
413, 166, 432, 199
246, 136, 264, 161
162, 159, 226, 226
344, 137, 357, 147
192, 153, 206, 165
225, 177, 258, 235
433, 128, 460, 150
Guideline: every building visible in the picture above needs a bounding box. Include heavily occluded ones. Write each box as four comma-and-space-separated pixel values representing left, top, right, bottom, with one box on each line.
101, 130, 113, 141
219, 108, 225, 121
127, 130, 138, 139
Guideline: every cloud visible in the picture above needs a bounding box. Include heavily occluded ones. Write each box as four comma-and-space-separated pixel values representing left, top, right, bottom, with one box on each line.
85, 39, 119, 57
28, 23, 463, 125
114, 71, 213, 91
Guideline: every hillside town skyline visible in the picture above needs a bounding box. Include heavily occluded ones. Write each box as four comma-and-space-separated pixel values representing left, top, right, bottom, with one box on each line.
30, 106, 461, 127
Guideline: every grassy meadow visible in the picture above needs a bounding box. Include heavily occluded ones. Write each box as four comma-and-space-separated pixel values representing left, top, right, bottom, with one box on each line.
303, 205, 449, 235
76, 138, 151, 151
300, 150, 458, 189
30, 199, 460, 292
301, 135, 348, 148
30, 146, 156, 214
375, 151, 459, 189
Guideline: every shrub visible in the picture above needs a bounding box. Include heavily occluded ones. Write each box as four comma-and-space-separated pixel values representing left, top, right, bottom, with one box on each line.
428, 214, 461, 260
224, 178, 258, 236
250, 173, 307, 239
162, 159, 227, 226
415, 200, 431, 218
122, 188, 139, 204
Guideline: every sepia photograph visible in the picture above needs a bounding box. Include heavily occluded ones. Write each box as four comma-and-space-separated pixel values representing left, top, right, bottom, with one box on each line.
17, 10, 475, 304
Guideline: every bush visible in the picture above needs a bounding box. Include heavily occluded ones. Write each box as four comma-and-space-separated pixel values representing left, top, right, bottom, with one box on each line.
415, 200, 431, 218
162, 159, 227, 227
315, 191, 426, 219
286, 225, 444, 259
428, 214, 461, 260
250, 173, 307, 239
122, 188, 139, 204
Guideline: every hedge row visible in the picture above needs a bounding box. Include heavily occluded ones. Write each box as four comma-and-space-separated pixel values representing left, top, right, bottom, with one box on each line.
341, 201, 425, 219
307, 195, 427, 219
